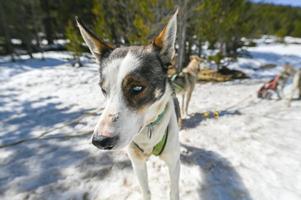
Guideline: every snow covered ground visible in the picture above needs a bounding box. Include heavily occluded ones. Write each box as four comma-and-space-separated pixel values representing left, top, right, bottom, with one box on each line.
0, 42, 301, 200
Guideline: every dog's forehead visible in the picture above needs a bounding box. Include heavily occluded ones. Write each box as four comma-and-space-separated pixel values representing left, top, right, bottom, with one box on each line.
100, 46, 162, 84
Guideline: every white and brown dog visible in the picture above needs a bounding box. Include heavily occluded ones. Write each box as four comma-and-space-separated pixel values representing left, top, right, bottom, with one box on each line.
77, 11, 180, 200
170, 55, 202, 118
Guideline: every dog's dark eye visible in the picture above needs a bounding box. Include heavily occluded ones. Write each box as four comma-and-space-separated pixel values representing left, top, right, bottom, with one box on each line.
130, 85, 144, 95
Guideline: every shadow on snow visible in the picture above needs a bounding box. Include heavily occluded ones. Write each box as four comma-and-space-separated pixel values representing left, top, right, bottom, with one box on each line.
181, 144, 252, 200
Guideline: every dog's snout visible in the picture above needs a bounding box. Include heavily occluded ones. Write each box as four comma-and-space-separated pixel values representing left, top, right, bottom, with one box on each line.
92, 135, 119, 150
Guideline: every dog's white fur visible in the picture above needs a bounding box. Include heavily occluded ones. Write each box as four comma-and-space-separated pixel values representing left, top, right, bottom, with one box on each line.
77, 11, 180, 200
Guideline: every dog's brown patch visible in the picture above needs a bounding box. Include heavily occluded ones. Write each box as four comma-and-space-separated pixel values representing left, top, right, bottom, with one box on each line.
122, 74, 149, 109
122, 68, 165, 111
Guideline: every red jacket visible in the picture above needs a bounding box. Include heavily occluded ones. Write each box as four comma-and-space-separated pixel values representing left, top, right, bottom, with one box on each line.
257, 75, 280, 98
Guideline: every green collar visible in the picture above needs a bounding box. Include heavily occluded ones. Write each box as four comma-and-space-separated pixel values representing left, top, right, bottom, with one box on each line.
133, 105, 169, 156
152, 126, 168, 156
147, 106, 168, 128
149, 106, 169, 156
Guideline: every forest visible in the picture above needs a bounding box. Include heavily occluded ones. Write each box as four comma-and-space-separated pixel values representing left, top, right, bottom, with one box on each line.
1, 0, 301, 67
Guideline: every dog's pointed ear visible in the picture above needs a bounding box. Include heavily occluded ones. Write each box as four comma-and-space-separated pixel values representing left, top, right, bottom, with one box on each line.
75, 17, 113, 62
152, 9, 178, 64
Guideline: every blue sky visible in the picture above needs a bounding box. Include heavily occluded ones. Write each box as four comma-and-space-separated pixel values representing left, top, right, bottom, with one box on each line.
252, 0, 301, 7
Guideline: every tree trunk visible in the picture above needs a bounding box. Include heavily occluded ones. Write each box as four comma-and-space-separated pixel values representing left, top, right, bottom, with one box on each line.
186, 40, 192, 65
31, 0, 45, 60
0, 1, 15, 61
40, 0, 54, 45
20, 4, 33, 59
198, 40, 202, 56
177, 1, 188, 71
24, 37, 34, 58
219, 41, 225, 56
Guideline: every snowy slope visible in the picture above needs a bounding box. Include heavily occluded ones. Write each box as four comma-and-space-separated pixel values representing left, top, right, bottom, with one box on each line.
0, 44, 301, 200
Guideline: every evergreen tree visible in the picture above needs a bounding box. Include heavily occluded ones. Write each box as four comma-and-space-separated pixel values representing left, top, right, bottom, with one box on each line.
65, 20, 83, 67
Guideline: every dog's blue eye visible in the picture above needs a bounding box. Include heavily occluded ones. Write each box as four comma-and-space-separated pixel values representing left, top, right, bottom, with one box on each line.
131, 85, 144, 95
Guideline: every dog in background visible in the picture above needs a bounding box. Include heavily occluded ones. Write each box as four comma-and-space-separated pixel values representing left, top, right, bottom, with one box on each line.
77, 10, 180, 200
169, 55, 202, 118
277, 64, 301, 105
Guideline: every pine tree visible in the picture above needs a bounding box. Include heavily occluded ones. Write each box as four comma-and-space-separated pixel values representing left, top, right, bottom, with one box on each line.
0, 1, 15, 61
65, 20, 83, 67
195, 0, 250, 60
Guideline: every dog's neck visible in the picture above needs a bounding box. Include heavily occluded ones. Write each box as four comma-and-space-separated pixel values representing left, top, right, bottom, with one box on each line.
183, 59, 200, 77
131, 85, 173, 155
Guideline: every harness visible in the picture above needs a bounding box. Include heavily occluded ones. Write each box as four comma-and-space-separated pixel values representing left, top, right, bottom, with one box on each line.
133, 106, 169, 156
170, 74, 184, 91
170, 71, 190, 95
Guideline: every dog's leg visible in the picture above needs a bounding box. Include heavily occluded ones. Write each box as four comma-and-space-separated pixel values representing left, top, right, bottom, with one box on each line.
161, 145, 180, 200
297, 71, 301, 99
276, 85, 284, 100
185, 85, 194, 116
276, 90, 281, 100
166, 156, 180, 200
128, 148, 151, 200
181, 94, 185, 117
287, 72, 300, 106
276, 83, 283, 100
160, 118, 180, 200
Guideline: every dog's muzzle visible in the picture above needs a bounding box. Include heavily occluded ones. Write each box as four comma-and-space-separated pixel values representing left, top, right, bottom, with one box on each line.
92, 135, 119, 150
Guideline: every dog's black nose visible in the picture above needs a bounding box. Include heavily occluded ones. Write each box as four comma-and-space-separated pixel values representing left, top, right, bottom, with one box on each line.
92, 135, 119, 150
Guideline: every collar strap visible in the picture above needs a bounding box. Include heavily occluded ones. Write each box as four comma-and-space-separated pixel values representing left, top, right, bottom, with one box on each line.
152, 126, 168, 156
151, 105, 169, 155
147, 105, 168, 128
133, 104, 169, 156
170, 74, 185, 92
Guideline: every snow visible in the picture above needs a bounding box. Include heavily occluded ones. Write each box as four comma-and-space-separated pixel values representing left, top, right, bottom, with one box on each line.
1, 42, 301, 200
284, 36, 301, 44
229, 43, 301, 79
10, 39, 22, 45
